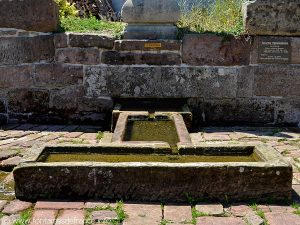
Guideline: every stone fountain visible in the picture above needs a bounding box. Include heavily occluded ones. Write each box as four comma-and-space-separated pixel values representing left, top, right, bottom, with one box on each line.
121, 0, 181, 39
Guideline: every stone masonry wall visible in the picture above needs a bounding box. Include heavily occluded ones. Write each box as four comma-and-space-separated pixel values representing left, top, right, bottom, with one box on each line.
0, 29, 300, 126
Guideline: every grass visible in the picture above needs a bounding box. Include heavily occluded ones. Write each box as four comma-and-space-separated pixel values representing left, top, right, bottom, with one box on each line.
14, 208, 33, 225
58, 16, 125, 38
291, 202, 300, 216
177, 0, 246, 36
85, 201, 126, 225
96, 131, 104, 141
248, 203, 268, 225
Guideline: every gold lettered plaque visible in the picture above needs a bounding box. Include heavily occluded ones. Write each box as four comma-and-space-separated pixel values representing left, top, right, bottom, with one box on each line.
258, 37, 291, 64
144, 42, 162, 48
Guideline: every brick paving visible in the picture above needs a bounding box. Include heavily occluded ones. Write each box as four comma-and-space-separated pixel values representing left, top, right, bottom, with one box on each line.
0, 124, 298, 224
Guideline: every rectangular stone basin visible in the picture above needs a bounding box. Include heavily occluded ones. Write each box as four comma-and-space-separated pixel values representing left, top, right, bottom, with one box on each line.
13, 143, 292, 202
112, 112, 192, 152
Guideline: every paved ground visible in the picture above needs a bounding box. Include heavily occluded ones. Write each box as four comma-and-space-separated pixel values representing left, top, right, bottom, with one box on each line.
0, 124, 299, 224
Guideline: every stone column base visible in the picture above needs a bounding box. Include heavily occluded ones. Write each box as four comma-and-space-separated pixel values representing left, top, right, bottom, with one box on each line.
123, 24, 178, 40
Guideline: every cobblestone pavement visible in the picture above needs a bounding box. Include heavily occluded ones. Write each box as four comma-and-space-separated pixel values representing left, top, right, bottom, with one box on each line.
0, 124, 300, 224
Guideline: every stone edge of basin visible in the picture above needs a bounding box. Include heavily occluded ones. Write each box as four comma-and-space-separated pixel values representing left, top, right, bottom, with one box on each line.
111, 112, 192, 150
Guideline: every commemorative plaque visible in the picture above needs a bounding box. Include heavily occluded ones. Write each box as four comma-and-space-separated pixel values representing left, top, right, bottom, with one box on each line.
258, 38, 291, 64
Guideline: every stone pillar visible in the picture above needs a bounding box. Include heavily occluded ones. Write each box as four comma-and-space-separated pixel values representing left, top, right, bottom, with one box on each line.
121, 0, 181, 39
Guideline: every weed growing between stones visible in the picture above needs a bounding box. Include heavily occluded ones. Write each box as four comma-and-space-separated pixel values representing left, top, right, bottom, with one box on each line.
248, 203, 269, 225
85, 200, 126, 225
291, 202, 300, 216
96, 131, 104, 141
14, 208, 33, 225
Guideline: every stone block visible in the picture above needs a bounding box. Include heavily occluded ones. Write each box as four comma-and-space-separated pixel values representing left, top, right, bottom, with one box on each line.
0, 65, 33, 88
196, 217, 246, 225
34, 63, 83, 87
253, 65, 300, 97
195, 203, 224, 216
164, 205, 192, 223
114, 40, 181, 51
35, 201, 84, 210
2, 200, 32, 214
91, 210, 118, 223
54, 33, 68, 48
182, 34, 251, 66
84, 65, 242, 98
123, 24, 178, 40
55, 210, 84, 225
101, 51, 181, 65
8, 89, 49, 114
50, 86, 83, 111
69, 34, 114, 49
201, 98, 275, 124
77, 97, 113, 112
243, 0, 300, 36
123, 204, 162, 225
264, 212, 300, 225
55, 48, 100, 65
30, 210, 57, 225
276, 98, 300, 125
0, 0, 59, 32
122, 0, 180, 23
0, 35, 55, 65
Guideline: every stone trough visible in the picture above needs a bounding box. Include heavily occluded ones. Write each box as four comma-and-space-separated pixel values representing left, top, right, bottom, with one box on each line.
13, 131, 292, 202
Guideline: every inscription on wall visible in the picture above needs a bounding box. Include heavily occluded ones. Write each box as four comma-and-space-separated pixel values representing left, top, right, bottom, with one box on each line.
258, 38, 291, 64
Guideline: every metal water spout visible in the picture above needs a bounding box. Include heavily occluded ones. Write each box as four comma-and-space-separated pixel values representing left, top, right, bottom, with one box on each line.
121, 0, 181, 39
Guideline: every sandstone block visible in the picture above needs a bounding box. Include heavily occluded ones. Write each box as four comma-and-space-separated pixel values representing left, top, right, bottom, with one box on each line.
101, 51, 181, 65
0, 35, 55, 65
34, 63, 83, 87
253, 65, 300, 97
2, 200, 32, 214
54, 33, 68, 48
8, 89, 49, 114
69, 34, 114, 49
55, 48, 100, 65
114, 40, 181, 51
50, 86, 83, 111
0, 0, 59, 32
0, 65, 33, 88
243, 0, 300, 36
35, 201, 84, 210
182, 34, 251, 66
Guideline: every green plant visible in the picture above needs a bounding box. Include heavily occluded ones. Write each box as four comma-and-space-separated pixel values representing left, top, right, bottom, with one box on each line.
58, 16, 125, 38
14, 208, 33, 225
55, 0, 78, 18
96, 131, 104, 141
177, 0, 246, 36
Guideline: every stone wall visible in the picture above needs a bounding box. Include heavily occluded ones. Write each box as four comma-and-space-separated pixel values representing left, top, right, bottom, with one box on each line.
0, 29, 300, 126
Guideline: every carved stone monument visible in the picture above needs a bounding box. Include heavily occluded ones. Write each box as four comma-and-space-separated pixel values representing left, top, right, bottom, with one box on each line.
121, 0, 181, 39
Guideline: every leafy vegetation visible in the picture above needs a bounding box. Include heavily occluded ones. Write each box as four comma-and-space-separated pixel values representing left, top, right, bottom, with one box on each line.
14, 208, 33, 225
58, 16, 125, 37
55, 0, 78, 18
177, 0, 246, 36
248, 203, 268, 225
85, 201, 126, 225
96, 131, 104, 141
